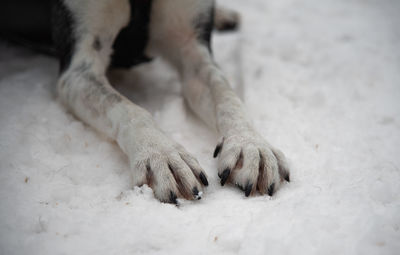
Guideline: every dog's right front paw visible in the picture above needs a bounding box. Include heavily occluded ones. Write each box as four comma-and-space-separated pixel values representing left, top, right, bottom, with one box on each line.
129, 137, 208, 204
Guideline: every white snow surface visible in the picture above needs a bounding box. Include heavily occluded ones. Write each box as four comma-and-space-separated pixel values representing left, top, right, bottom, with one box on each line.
1, 0, 400, 254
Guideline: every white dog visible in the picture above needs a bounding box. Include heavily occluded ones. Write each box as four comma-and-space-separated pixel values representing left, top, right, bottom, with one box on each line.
1, 0, 290, 203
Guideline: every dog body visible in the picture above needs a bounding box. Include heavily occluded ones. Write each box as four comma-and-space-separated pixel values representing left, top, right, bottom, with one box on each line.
1, 0, 290, 203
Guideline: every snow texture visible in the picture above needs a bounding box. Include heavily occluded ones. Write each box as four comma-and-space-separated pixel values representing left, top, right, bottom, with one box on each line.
1, 0, 399, 254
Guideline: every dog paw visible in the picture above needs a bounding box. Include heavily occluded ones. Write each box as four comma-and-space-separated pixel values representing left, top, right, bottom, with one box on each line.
129, 134, 208, 204
213, 132, 290, 197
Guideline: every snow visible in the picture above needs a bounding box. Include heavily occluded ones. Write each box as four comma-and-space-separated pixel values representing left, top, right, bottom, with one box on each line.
1, 0, 400, 254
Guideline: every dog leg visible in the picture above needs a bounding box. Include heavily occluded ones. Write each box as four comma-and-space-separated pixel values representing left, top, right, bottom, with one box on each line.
148, 0, 289, 197
53, 0, 207, 203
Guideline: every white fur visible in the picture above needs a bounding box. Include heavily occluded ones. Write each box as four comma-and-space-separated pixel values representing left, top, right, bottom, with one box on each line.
149, 0, 290, 195
57, 0, 289, 202
57, 0, 205, 203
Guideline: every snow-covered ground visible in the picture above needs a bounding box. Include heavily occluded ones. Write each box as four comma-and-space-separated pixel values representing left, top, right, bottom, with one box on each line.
1, 0, 399, 254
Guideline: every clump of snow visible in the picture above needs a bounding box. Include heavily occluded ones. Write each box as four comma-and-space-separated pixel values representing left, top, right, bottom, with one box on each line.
1, 0, 399, 254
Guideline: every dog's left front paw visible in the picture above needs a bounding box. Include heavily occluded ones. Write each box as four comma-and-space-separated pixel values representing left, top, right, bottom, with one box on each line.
213, 131, 290, 197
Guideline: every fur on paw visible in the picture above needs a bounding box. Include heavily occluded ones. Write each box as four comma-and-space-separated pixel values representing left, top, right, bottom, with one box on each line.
130, 142, 208, 204
213, 134, 290, 197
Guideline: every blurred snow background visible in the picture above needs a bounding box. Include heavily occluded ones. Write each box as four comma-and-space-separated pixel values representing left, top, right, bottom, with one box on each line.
0, 0, 399, 254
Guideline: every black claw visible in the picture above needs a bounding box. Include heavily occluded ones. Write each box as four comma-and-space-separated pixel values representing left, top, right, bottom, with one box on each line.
169, 191, 178, 204
213, 143, 223, 158
220, 169, 231, 186
199, 172, 209, 186
217, 21, 239, 32
192, 187, 201, 200
284, 174, 290, 182
268, 183, 275, 196
245, 183, 253, 197
236, 183, 244, 191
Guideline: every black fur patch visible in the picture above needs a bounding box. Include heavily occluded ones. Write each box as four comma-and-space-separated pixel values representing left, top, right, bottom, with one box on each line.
0, 0, 56, 56
52, 0, 76, 73
111, 0, 153, 68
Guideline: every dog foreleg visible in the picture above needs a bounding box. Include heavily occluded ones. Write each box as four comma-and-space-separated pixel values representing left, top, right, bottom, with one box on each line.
148, 0, 290, 197
54, 0, 207, 203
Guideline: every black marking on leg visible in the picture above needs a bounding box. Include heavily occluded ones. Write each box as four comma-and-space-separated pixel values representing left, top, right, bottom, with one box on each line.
84, 73, 123, 104
193, 3, 215, 53
268, 183, 275, 196
52, 0, 76, 73
93, 36, 102, 51
169, 191, 178, 204
220, 169, 231, 186
245, 183, 253, 197
199, 172, 209, 186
